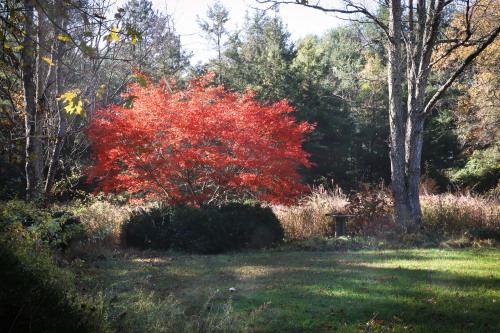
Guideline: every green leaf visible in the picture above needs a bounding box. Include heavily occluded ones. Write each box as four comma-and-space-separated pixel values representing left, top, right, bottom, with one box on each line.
126, 25, 142, 46
80, 41, 97, 57
132, 73, 149, 88
123, 95, 137, 108
138, 76, 148, 88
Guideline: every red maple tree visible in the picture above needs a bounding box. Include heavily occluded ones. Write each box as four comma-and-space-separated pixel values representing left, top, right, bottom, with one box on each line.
86, 73, 313, 205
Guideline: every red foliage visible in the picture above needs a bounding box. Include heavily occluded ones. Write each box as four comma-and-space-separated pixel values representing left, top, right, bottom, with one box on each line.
86, 73, 313, 205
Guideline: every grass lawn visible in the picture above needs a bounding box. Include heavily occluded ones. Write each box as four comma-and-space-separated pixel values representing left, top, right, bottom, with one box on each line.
72, 247, 500, 332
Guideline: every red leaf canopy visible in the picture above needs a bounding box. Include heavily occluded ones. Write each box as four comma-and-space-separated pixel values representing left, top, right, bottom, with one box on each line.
87, 73, 313, 205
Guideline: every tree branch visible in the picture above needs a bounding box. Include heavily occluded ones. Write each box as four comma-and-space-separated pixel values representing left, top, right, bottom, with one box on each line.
424, 24, 500, 116
256, 0, 390, 37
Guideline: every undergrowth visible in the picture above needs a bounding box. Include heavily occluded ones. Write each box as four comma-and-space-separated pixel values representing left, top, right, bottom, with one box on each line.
0, 204, 107, 332
421, 192, 500, 243
273, 185, 500, 247
273, 184, 348, 239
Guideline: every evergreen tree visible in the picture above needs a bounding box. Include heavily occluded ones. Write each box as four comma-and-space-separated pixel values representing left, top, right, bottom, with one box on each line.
224, 9, 296, 102
197, 0, 230, 84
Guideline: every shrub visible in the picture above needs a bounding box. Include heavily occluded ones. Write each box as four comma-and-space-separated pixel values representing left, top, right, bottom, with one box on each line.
121, 206, 171, 249
170, 203, 284, 254
121, 202, 284, 254
0, 207, 104, 332
169, 204, 218, 253
347, 184, 397, 237
0, 200, 85, 250
216, 202, 284, 250
273, 184, 349, 239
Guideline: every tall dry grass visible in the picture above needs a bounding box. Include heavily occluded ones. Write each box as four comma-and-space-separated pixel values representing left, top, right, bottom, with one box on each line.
75, 201, 131, 251
421, 193, 500, 240
274, 184, 499, 243
272, 185, 349, 239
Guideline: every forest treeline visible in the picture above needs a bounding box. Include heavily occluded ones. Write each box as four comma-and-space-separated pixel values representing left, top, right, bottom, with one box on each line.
0, 0, 498, 201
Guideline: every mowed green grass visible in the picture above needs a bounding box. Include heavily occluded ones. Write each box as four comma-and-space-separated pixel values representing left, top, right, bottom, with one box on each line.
73, 248, 500, 332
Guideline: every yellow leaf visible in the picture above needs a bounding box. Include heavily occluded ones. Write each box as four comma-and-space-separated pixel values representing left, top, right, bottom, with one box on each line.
96, 84, 106, 99
57, 90, 85, 117
42, 57, 55, 66
125, 25, 142, 46
107, 25, 120, 43
57, 34, 71, 43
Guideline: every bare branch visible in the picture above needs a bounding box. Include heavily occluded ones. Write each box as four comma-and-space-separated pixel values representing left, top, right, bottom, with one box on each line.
424, 24, 500, 116
256, 0, 390, 37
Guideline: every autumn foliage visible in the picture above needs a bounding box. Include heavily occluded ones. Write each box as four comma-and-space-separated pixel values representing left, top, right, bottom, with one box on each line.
86, 73, 313, 205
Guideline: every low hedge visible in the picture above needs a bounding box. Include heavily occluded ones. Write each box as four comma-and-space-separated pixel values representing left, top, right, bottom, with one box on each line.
121, 202, 284, 254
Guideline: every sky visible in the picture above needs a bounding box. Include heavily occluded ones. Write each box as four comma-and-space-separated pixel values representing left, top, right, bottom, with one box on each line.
146, 0, 349, 63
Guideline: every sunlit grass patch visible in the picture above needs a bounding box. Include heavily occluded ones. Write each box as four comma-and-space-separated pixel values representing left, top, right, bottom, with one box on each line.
71, 248, 500, 332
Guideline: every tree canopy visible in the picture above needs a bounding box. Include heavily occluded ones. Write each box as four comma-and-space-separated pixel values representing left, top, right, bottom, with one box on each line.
86, 73, 313, 205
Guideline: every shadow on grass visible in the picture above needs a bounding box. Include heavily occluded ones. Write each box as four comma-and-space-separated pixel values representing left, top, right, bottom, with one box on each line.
74, 249, 500, 332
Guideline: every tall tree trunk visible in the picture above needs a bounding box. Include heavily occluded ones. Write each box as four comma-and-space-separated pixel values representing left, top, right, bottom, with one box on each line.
405, 80, 425, 227
387, 0, 413, 230
44, 100, 68, 194
402, 0, 445, 229
45, 0, 67, 194
22, 0, 43, 200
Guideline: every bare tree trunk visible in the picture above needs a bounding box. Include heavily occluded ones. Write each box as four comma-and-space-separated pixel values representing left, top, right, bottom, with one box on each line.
44, 105, 68, 194
403, 0, 446, 228
387, 0, 413, 229
45, 0, 67, 194
22, 0, 43, 200
405, 83, 425, 227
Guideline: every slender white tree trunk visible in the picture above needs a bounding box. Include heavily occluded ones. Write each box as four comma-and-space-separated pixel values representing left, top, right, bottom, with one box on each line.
45, 0, 67, 194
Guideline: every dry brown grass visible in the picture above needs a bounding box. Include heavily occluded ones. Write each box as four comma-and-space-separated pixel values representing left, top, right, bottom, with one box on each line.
272, 185, 348, 239
274, 185, 499, 243
74, 201, 132, 252
421, 192, 500, 240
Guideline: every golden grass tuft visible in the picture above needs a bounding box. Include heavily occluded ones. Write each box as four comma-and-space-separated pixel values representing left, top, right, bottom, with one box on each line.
272, 185, 349, 239
274, 185, 499, 243
421, 192, 500, 240
75, 201, 131, 250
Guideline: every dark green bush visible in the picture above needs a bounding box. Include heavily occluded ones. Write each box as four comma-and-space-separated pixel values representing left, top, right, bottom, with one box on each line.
121, 206, 171, 249
169, 202, 284, 254
122, 202, 284, 254
169, 204, 221, 253
216, 202, 285, 250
